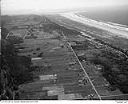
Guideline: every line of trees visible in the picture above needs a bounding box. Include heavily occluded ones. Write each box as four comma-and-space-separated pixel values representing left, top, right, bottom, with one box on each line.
1, 27, 33, 99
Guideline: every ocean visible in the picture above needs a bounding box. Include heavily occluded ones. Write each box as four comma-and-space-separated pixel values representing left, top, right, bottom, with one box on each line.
79, 6, 128, 26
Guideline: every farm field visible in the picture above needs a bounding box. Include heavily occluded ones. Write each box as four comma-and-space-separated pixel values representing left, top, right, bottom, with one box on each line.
1, 14, 128, 100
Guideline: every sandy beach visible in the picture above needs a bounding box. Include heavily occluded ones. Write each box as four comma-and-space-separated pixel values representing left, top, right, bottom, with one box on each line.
60, 12, 128, 39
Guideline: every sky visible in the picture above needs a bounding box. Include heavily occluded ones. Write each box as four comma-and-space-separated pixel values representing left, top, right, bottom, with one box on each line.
1, 0, 128, 15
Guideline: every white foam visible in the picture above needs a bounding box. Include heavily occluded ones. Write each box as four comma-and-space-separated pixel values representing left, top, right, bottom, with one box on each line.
60, 13, 128, 39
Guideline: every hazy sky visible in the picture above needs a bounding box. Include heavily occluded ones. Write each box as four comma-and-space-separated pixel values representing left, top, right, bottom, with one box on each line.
1, 0, 128, 15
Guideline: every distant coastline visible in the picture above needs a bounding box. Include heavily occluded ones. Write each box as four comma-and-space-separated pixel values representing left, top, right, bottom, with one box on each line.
78, 7, 128, 26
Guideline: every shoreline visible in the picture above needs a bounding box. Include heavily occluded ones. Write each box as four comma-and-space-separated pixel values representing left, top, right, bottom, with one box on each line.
60, 12, 128, 39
